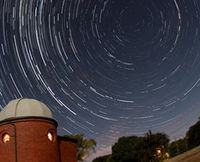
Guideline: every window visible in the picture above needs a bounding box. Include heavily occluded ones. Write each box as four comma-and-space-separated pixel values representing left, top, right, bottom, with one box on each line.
48, 132, 53, 141
2, 134, 10, 143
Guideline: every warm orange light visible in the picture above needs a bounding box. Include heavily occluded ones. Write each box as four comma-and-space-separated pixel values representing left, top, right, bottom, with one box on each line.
157, 149, 161, 154
165, 152, 170, 159
48, 132, 53, 141
2, 134, 10, 143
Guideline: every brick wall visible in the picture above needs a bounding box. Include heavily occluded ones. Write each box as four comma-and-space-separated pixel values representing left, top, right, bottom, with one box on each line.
0, 118, 77, 162
58, 137, 77, 162
0, 118, 59, 162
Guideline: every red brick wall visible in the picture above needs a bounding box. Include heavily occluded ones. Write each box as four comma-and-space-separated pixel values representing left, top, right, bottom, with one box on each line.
0, 118, 60, 162
58, 138, 77, 162
0, 123, 16, 162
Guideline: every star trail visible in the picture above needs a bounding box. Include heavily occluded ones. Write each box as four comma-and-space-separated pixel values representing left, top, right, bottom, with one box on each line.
1, 0, 200, 156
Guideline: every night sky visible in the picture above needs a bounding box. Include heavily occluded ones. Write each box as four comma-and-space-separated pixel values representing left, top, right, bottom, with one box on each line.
1, 0, 200, 157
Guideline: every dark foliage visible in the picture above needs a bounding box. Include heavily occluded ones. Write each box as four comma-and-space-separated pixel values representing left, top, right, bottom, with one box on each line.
186, 120, 200, 149
92, 155, 112, 162
111, 136, 145, 162
168, 138, 188, 157
110, 131, 169, 162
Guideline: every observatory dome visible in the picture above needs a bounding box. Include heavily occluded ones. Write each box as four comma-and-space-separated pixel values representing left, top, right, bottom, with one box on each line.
0, 98, 53, 121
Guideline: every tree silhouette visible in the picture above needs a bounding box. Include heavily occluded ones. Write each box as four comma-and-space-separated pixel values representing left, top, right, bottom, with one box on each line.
168, 138, 188, 157
186, 120, 200, 149
110, 131, 169, 162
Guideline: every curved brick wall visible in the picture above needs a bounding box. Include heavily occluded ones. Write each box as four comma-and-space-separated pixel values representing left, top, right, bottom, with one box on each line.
0, 117, 77, 162
0, 118, 59, 162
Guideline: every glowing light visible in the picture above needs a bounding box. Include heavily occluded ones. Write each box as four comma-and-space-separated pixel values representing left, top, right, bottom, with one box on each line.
157, 149, 161, 154
2, 134, 10, 143
48, 132, 53, 141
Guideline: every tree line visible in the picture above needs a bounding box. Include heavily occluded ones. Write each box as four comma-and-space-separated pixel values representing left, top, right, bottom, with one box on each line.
62, 117, 200, 162
92, 117, 200, 162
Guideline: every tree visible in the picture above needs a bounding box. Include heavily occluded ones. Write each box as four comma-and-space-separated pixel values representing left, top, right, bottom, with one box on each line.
143, 131, 170, 161
92, 155, 111, 162
111, 136, 145, 162
64, 134, 96, 161
110, 131, 169, 162
168, 138, 188, 157
186, 120, 200, 149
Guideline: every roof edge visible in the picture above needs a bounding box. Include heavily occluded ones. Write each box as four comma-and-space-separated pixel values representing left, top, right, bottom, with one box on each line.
58, 136, 78, 143
0, 116, 58, 126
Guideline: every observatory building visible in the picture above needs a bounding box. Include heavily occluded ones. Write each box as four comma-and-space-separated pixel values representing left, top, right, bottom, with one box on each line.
0, 98, 77, 162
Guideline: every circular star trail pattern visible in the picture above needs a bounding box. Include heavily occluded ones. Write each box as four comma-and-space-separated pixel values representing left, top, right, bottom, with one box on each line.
1, 0, 200, 153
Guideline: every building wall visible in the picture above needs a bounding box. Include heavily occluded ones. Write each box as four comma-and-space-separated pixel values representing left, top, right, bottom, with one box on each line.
58, 137, 77, 162
0, 123, 16, 162
0, 118, 60, 162
0, 118, 77, 162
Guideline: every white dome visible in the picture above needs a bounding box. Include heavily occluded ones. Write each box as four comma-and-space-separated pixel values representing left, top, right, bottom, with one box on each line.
0, 98, 53, 121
